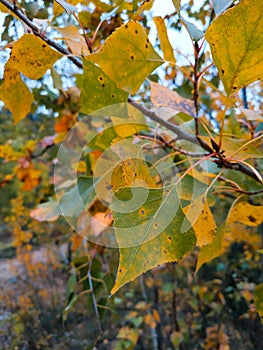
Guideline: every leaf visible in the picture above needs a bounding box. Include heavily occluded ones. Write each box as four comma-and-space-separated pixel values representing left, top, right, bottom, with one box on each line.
77, 59, 128, 114
54, 0, 77, 14
8, 34, 62, 80
183, 198, 216, 247
196, 227, 224, 272
180, 16, 203, 41
54, 26, 90, 56
110, 187, 196, 294
111, 104, 148, 137
0, 67, 33, 124
228, 202, 263, 227
153, 17, 176, 65
210, 0, 234, 16
254, 283, 263, 323
172, 0, 181, 12
88, 21, 163, 94
240, 108, 263, 122
150, 81, 195, 117
133, 0, 155, 19
30, 198, 61, 222
31, 177, 97, 222
201, 135, 263, 160
205, 0, 263, 95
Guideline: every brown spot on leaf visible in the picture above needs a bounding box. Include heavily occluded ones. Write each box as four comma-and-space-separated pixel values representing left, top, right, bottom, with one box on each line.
248, 215, 256, 223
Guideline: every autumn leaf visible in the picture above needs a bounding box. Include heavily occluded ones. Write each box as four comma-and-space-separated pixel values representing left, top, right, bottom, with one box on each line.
54, 26, 90, 56
88, 21, 163, 94
227, 202, 263, 227
77, 59, 128, 114
0, 68, 33, 124
111, 187, 196, 294
153, 16, 176, 65
150, 81, 195, 116
206, 0, 263, 95
132, 0, 154, 19
196, 227, 224, 273
183, 198, 216, 247
7, 34, 62, 80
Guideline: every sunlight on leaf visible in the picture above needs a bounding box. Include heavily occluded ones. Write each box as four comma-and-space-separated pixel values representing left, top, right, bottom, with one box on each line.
88, 21, 163, 94
206, 0, 263, 95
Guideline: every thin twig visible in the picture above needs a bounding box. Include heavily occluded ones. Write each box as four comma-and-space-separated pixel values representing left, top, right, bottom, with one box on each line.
193, 41, 200, 135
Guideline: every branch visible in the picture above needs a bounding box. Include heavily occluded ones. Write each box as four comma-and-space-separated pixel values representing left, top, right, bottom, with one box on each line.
129, 101, 263, 183
1, 0, 262, 184
129, 99, 213, 153
0, 0, 83, 69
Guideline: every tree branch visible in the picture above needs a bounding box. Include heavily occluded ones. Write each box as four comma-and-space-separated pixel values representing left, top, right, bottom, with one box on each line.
1, 0, 262, 184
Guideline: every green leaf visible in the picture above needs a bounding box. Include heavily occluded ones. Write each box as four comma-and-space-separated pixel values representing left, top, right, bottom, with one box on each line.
210, 0, 234, 16
254, 283, 263, 323
153, 17, 176, 65
196, 227, 224, 273
206, 0, 263, 95
88, 21, 163, 94
77, 59, 128, 114
8, 34, 62, 80
0, 67, 33, 124
110, 187, 196, 294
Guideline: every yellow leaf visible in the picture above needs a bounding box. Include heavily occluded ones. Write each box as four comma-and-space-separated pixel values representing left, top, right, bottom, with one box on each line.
54, 26, 90, 56
154, 17, 176, 65
88, 20, 163, 94
183, 198, 216, 247
8, 34, 62, 80
132, 0, 155, 19
115, 326, 139, 349
144, 313, 156, 328
196, 228, 224, 273
228, 202, 263, 227
0, 69, 33, 124
206, 0, 263, 95
111, 106, 147, 138
153, 309, 160, 322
